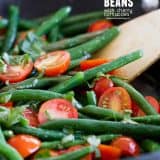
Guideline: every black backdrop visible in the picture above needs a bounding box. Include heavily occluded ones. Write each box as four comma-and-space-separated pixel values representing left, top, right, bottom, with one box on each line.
0, 0, 142, 19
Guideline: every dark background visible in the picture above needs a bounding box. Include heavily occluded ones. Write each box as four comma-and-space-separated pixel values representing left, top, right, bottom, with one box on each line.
0, 1, 160, 159
0, 0, 143, 19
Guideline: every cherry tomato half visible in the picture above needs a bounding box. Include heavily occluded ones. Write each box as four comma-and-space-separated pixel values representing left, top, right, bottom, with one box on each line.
98, 144, 121, 160
34, 51, 70, 77
88, 20, 113, 32
23, 108, 39, 127
98, 87, 132, 113
38, 98, 78, 124
93, 77, 114, 99
8, 134, 41, 158
0, 62, 33, 83
111, 136, 140, 157
132, 96, 159, 117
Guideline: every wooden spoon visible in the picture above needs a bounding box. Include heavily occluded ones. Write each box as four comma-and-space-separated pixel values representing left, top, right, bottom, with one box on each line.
94, 9, 160, 81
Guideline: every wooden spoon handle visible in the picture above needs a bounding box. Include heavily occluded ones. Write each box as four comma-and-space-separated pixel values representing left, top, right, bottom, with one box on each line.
94, 9, 160, 81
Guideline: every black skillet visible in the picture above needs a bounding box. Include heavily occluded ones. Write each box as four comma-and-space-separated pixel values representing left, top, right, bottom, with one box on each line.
0, 0, 160, 159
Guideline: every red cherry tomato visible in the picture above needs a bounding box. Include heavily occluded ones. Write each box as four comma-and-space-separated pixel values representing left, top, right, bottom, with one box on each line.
132, 96, 159, 117
111, 136, 140, 157
23, 108, 39, 127
93, 77, 114, 99
38, 98, 78, 124
0, 61, 33, 83
34, 51, 70, 77
8, 134, 41, 158
88, 20, 113, 32
98, 144, 121, 160
98, 87, 132, 113
0, 101, 13, 109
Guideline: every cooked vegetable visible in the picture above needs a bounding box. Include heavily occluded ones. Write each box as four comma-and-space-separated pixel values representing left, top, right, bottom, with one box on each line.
79, 105, 123, 120
38, 98, 78, 124
141, 139, 160, 152
0, 89, 63, 103
93, 77, 114, 99
62, 11, 104, 25
34, 51, 70, 76
41, 134, 120, 149
12, 126, 65, 140
35, 145, 95, 160
98, 87, 132, 113
0, 75, 70, 92
48, 27, 60, 42
88, 20, 113, 32
111, 136, 140, 156
1, 5, 19, 53
98, 144, 121, 160
44, 30, 103, 52
80, 58, 108, 71
132, 115, 160, 125
40, 119, 160, 138
49, 72, 85, 93
61, 19, 99, 36
0, 141, 23, 160
86, 91, 97, 105
35, 6, 71, 36
0, 58, 33, 83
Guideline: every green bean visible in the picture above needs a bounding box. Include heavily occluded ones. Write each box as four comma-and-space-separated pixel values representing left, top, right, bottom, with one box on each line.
36, 146, 95, 160
86, 91, 97, 105
79, 105, 124, 120
61, 19, 98, 36
141, 139, 160, 152
0, 142, 23, 160
0, 89, 63, 103
110, 76, 158, 115
0, 128, 22, 160
0, 76, 70, 92
49, 72, 85, 93
0, 126, 6, 143
62, 11, 104, 26
19, 19, 38, 29
132, 115, 160, 125
50, 50, 142, 93
1, 5, 19, 53
40, 119, 160, 138
68, 27, 120, 60
69, 54, 91, 70
12, 126, 65, 140
35, 6, 71, 36
0, 17, 38, 30
48, 26, 60, 42
44, 30, 104, 52
41, 134, 120, 149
